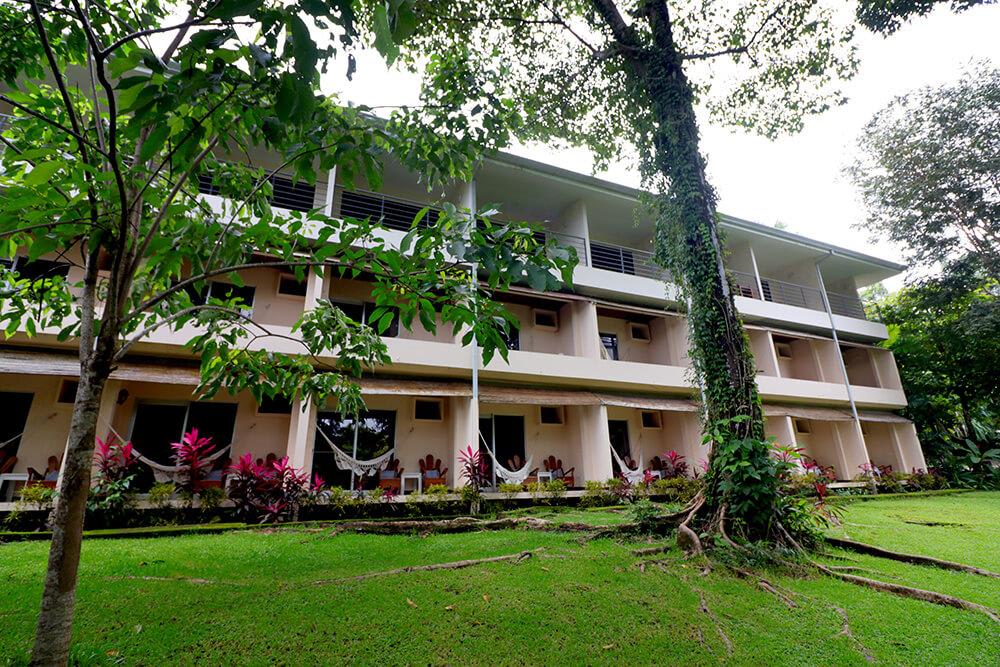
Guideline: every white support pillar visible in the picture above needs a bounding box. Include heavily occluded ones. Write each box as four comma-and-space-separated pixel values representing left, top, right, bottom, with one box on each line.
286, 398, 318, 477
578, 404, 613, 483
570, 300, 601, 359
747, 244, 765, 299
450, 395, 479, 486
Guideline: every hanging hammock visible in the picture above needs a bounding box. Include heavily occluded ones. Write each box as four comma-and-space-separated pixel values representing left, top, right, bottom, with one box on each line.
315, 427, 394, 477
479, 436, 535, 484
0, 431, 23, 450
610, 444, 645, 484
103, 422, 231, 484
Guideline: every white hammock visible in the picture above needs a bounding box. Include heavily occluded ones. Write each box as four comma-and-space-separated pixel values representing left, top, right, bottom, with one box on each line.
315, 427, 394, 477
134, 445, 232, 484
102, 421, 233, 484
479, 440, 535, 484
610, 445, 645, 484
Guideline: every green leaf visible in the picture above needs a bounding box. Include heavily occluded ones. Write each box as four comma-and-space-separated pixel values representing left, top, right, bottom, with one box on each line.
139, 125, 170, 163
25, 161, 61, 187
207, 0, 264, 20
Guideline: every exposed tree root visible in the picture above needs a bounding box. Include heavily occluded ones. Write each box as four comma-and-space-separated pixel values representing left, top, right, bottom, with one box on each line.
903, 520, 967, 527
314, 548, 542, 585
109, 575, 244, 586
814, 563, 1000, 624
731, 568, 797, 609
330, 516, 597, 536
833, 605, 875, 663
697, 590, 733, 654
677, 495, 706, 556
826, 537, 1000, 578
632, 545, 671, 557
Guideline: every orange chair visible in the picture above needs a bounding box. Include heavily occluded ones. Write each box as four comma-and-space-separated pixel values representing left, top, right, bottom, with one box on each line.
419, 454, 448, 487
378, 457, 404, 492
542, 455, 575, 487
0, 455, 16, 476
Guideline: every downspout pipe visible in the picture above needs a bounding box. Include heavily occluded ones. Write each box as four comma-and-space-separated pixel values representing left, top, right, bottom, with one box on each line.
815, 252, 873, 482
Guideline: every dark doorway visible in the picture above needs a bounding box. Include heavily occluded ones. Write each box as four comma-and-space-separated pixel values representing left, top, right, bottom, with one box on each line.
479, 414, 525, 486
608, 419, 631, 474
0, 392, 34, 460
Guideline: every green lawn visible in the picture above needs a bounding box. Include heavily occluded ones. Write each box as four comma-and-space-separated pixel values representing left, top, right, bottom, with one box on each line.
2, 493, 998, 665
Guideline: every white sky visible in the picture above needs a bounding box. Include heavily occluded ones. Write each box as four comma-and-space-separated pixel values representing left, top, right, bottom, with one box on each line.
323, 4, 1000, 289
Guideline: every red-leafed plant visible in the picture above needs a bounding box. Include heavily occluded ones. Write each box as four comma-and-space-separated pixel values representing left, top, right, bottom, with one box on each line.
660, 450, 689, 479
93, 435, 137, 483
170, 428, 216, 495
225, 452, 313, 522
458, 445, 488, 492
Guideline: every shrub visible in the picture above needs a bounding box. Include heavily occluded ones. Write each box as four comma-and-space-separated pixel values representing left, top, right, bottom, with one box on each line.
368, 486, 385, 503
544, 479, 567, 500
606, 477, 634, 503
224, 452, 310, 523
910, 469, 947, 491
197, 486, 225, 512
423, 483, 451, 511
526, 481, 547, 501
878, 471, 912, 494
458, 445, 488, 492
147, 483, 175, 509
656, 476, 701, 503
459, 484, 481, 512
94, 435, 138, 483
578, 480, 610, 508
498, 482, 523, 500
628, 498, 662, 530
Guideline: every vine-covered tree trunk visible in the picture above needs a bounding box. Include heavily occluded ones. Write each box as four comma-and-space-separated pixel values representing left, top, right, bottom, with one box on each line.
634, 7, 773, 535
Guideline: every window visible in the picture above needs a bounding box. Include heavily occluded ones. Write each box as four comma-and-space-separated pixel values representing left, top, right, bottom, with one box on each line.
775, 342, 793, 359
500, 325, 520, 351
533, 309, 559, 330
794, 419, 812, 435
640, 411, 662, 429
257, 396, 293, 415
188, 281, 256, 315
414, 399, 443, 421
196, 172, 221, 196
2, 256, 70, 283
129, 401, 238, 477
628, 322, 651, 342
600, 333, 619, 360
56, 379, 78, 404
539, 406, 564, 425
330, 300, 399, 338
277, 274, 308, 297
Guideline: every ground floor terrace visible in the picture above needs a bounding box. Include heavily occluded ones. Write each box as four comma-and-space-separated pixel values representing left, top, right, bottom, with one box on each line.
0, 356, 927, 499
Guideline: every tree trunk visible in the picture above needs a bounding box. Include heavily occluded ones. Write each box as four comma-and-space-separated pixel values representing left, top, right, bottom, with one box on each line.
635, 8, 771, 534
30, 359, 110, 666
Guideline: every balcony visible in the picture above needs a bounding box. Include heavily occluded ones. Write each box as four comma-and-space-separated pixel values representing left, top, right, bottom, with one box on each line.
196, 164, 328, 213
731, 271, 868, 321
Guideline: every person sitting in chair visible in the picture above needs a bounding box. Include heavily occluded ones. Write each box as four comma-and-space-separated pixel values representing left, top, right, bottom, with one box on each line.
28, 455, 60, 482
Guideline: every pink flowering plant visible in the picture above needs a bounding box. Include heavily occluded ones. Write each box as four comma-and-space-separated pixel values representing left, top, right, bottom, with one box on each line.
93, 435, 137, 483
458, 445, 488, 492
660, 450, 689, 479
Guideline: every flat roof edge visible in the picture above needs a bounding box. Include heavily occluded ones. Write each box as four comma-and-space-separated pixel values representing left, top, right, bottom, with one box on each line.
485, 151, 906, 275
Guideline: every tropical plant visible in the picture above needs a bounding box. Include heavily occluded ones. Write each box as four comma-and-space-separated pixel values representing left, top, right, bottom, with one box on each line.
659, 450, 688, 479
498, 482, 523, 500
170, 429, 216, 496
458, 445, 488, 492
93, 435, 137, 483
147, 482, 176, 510
224, 452, 311, 522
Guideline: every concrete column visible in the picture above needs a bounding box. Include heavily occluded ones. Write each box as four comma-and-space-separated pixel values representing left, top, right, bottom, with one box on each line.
765, 415, 796, 449
450, 396, 479, 486
304, 264, 328, 310
834, 421, 869, 480
286, 398, 318, 477
570, 300, 600, 359
895, 422, 927, 472
577, 404, 613, 483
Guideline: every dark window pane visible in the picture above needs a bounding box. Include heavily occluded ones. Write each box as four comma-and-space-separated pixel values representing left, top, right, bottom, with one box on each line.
501, 326, 520, 351
278, 274, 308, 297
185, 402, 238, 451
331, 300, 365, 323
539, 406, 563, 424
57, 380, 78, 404
11, 256, 70, 281
414, 400, 442, 421
208, 282, 256, 314
0, 392, 34, 459
365, 302, 398, 338
600, 333, 619, 360
258, 396, 293, 414
197, 172, 220, 196
130, 403, 188, 465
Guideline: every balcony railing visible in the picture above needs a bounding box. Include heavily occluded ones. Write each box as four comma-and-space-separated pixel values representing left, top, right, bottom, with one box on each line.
337, 188, 441, 231
197, 163, 327, 212
731, 270, 870, 320
588, 241, 667, 280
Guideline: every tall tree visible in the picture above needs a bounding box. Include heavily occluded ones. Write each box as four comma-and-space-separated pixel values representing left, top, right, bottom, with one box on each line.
403, 0, 857, 545
0, 1, 572, 663
869, 270, 1000, 483
855, 0, 991, 34
847, 62, 1000, 283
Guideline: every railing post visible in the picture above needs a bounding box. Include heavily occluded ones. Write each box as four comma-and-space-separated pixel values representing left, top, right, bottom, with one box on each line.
748, 245, 765, 300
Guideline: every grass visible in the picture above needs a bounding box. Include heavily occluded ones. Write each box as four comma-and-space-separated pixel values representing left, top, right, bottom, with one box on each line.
1, 494, 998, 665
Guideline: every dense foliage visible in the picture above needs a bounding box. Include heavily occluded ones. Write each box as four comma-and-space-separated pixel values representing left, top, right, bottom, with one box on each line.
868, 273, 1000, 488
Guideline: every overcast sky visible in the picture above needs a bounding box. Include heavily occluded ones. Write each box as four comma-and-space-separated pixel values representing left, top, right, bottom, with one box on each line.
325, 4, 999, 288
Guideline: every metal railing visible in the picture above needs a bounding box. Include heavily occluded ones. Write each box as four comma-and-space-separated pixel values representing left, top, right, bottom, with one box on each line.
337, 188, 441, 231
588, 241, 667, 280
730, 270, 870, 320
539, 230, 588, 266
196, 163, 326, 213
